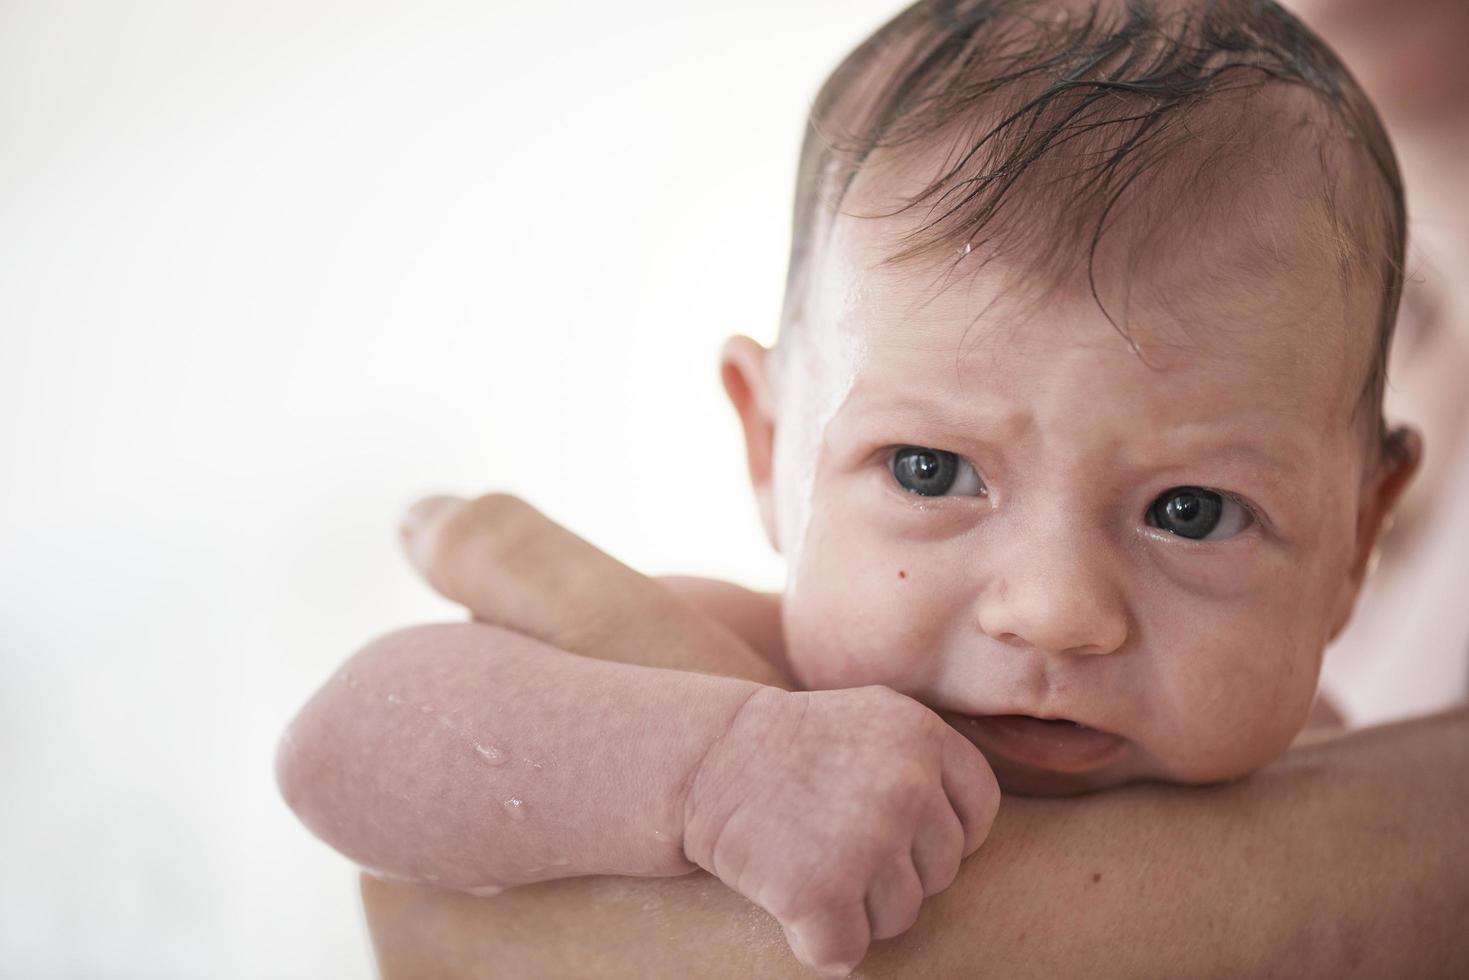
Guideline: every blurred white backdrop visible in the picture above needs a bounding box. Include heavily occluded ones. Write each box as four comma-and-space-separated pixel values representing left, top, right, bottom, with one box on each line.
0, 1, 900, 976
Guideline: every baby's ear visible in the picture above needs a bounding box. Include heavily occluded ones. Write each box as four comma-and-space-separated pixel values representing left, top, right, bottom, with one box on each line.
720, 335, 781, 552
1328, 425, 1423, 641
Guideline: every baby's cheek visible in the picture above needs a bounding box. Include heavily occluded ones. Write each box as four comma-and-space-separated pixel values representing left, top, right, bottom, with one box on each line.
1150, 632, 1320, 781
785, 595, 903, 691
784, 551, 939, 692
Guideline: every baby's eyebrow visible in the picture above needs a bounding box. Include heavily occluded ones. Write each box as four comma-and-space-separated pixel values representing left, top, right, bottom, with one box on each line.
1133, 439, 1309, 484
845, 390, 1034, 442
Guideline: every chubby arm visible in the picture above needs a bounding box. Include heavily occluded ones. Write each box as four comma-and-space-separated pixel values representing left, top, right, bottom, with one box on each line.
277, 496, 788, 889
276, 621, 763, 891
276, 498, 787, 887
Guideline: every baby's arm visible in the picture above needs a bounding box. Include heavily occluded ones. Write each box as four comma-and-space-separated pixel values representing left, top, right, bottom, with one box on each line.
276, 620, 758, 892
278, 496, 786, 893
278, 497, 998, 973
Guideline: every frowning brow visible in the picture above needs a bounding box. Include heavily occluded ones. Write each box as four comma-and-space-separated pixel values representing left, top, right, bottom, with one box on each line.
840, 389, 1317, 486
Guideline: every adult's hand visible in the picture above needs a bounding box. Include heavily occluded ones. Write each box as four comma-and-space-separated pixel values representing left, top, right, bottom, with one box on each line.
364, 494, 1469, 979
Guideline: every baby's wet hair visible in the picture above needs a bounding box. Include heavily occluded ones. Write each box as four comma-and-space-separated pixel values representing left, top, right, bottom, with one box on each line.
780, 0, 1406, 464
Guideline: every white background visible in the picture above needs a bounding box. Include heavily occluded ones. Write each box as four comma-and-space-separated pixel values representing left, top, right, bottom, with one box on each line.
0, 1, 900, 976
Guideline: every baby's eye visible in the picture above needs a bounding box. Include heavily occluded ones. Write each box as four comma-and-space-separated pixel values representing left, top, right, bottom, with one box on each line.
891, 446, 986, 497
1146, 487, 1252, 541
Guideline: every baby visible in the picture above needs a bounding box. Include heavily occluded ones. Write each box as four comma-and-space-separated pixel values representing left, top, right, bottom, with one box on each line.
277, 0, 1420, 974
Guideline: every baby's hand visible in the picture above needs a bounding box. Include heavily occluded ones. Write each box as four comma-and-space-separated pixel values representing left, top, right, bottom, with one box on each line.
681, 686, 999, 976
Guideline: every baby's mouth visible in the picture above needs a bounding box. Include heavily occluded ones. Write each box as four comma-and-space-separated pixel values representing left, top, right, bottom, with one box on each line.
945, 712, 1128, 778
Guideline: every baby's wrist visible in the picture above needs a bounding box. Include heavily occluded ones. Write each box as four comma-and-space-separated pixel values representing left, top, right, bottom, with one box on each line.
679, 685, 798, 871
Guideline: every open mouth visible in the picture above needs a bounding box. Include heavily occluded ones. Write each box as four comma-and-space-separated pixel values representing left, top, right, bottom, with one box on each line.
947, 713, 1127, 775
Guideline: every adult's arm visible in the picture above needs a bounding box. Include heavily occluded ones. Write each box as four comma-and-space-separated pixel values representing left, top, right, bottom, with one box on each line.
366, 708, 1466, 979
364, 496, 1469, 978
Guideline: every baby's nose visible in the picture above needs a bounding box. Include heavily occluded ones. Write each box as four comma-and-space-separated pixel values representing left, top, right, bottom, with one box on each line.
973, 542, 1128, 657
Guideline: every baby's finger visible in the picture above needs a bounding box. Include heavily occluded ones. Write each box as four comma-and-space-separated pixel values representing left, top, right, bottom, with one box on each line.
939, 727, 1001, 853
782, 903, 869, 978
911, 798, 965, 895
864, 855, 924, 940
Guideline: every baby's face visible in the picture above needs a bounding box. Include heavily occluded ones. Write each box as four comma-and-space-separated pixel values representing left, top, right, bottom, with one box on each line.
749, 203, 1400, 795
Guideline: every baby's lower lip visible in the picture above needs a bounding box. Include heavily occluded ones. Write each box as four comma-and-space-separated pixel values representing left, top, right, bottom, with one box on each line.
954, 713, 1127, 774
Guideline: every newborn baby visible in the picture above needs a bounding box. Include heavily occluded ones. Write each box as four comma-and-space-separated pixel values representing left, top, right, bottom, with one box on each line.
277, 0, 1420, 974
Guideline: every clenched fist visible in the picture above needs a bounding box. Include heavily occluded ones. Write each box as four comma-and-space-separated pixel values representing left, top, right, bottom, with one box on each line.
681, 685, 1000, 976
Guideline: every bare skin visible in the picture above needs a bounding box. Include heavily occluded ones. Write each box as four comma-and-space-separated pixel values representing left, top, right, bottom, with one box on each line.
282, 496, 998, 973
347, 495, 1469, 979
362, 711, 1468, 980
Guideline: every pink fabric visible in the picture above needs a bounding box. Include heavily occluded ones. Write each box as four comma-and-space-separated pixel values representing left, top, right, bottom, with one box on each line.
1321, 440, 1469, 724
1321, 264, 1469, 725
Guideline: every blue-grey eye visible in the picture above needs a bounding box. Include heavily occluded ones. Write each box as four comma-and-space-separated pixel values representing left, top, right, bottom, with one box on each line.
1147, 487, 1251, 540
891, 447, 985, 497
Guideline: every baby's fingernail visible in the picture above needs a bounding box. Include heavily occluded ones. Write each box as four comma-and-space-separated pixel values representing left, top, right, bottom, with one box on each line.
818, 963, 859, 979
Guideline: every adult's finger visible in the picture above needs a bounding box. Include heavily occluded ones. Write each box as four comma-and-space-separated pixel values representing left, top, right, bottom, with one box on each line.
399, 493, 786, 687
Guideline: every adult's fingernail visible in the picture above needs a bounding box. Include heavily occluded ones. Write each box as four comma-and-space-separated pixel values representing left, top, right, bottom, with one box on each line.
399, 495, 463, 539
399, 495, 465, 579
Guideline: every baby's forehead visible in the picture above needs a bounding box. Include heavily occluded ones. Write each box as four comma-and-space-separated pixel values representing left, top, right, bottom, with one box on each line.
791, 205, 1369, 465
814, 198, 1343, 362
833, 132, 1385, 361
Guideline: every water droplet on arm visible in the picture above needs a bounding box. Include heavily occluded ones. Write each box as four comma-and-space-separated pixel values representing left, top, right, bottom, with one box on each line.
502, 797, 528, 821
475, 743, 507, 765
